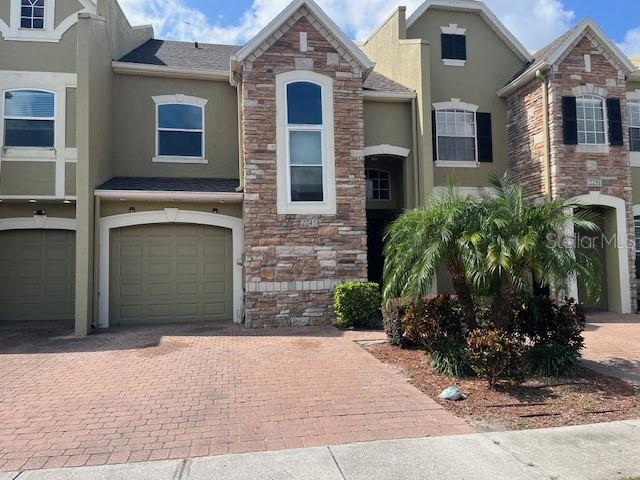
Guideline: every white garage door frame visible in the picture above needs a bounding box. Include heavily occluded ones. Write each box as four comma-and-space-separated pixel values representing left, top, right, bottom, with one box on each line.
99, 209, 244, 328
0, 215, 76, 232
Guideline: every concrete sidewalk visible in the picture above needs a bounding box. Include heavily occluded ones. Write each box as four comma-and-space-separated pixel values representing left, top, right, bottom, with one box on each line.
3, 420, 639, 480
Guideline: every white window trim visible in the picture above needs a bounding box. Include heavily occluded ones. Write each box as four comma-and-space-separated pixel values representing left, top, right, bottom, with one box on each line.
152, 94, 208, 164
2, 0, 96, 42
2, 88, 56, 151
276, 71, 336, 215
433, 99, 479, 168
0, 70, 76, 199
366, 168, 391, 201
628, 99, 640, 160
440, 23, 466, 35
576, 94, 609, 148
443, 59, 466, 67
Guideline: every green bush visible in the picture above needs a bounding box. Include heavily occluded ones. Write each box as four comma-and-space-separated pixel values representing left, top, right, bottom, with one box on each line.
428, 338, 474, 377
382, 298, 409, 346
466, 328, 523, 386
515, 296, 585, 377
333, 281, 381, 328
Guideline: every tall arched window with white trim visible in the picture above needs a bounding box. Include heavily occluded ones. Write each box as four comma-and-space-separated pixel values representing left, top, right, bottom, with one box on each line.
3, 89, 55, 147
576, 95, 607, 145
286, 81, 324, 202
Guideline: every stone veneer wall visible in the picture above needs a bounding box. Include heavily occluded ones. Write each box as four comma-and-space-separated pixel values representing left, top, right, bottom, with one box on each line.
241, 8, 368, 327
508, 33, 636, 311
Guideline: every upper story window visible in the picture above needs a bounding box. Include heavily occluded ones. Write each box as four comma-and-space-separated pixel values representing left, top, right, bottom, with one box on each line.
366, 168, 391, 201
152, 95, 207, 163
3, 89, 55, 147
629, 100, 640, 152
276, 71, 336, 215
435, 109, 476, 162
286, 81, 324, 202
20, 0, 45, 29
576, 95, 607, 145
441, 34, 466, 61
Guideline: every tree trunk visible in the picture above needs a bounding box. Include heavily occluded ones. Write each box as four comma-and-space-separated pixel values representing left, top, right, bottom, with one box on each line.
447, 257, 477, 331
492, 281, 514, 330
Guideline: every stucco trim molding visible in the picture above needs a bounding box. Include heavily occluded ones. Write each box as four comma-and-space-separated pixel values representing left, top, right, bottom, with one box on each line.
151, 94, 209, 107
0, 215, 76, 231
572, 192, 632, 314
98, 209, 245, 328
364, 144, 411, 158
363, 91, 416, 102
1, 0, 96, 42
433, 98, 479, 112
94, 190, 244, 203
626, 90, 640, 101
440, 23, 466, 35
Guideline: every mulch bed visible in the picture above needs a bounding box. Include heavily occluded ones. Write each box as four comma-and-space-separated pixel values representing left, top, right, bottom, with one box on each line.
366, 342, 640, 431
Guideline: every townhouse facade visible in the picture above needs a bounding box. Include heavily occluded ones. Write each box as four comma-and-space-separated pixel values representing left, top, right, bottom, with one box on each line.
1, 0, 639, 335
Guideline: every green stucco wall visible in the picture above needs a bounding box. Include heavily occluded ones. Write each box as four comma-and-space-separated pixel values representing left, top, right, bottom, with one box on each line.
0, 1, 9, 25
364, 101, 413, 148
111, 75, 240, 179
407, 8, 525, 187
66, 163, 76, 196
0, 26, 78, 73
0, 162, 56, 195
55, 0, 83, 28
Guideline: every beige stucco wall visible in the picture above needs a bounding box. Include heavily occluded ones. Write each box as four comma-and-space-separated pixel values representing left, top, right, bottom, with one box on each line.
0, 27, 78, 73
111, 75, 240, 179
98, 0, 153, 60
0, 202, 76, 218
407, 8, 525, 187
55, 0, 83, 28
66, 163, 76, 196
99, 200, 243, 218
0, 162, 56, 196
0, 2, 9, 25
66, 87, 77, 148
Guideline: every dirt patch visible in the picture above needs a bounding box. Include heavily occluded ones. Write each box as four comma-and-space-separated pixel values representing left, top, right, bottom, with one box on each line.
367, 342, 640, 431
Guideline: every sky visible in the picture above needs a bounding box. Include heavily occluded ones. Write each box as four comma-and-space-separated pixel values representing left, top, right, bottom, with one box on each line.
117, 0, 640, 56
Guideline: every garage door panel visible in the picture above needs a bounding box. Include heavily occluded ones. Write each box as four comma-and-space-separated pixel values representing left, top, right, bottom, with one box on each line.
0, 229, 75, 322
110, 223, 232, 325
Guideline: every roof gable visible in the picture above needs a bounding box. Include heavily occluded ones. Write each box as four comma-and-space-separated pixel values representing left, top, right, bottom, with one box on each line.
406, 0, 532, 63
231, 0, 374, 74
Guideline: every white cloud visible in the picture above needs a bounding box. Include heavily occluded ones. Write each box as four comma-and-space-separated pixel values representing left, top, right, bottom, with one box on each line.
117, 0, 575, 51
619, 26, 640, 57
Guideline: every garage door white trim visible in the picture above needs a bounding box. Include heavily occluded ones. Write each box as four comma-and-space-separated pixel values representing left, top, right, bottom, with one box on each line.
0, 215, 76, 231
99, 209, 244, 328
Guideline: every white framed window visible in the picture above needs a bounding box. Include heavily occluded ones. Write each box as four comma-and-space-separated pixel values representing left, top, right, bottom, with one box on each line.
435, 109, 477, 162
20, 0, 45, 29
3, 89, 55, 148
629, 100, 640, 152
366, 168, 391, 200
152, 95, 207, 164
276, 71, 336, 215
576, 95, 608, 145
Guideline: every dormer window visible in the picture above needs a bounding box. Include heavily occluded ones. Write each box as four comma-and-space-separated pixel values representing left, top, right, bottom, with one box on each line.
440, 24, 467, 66
20, 0, 45, 30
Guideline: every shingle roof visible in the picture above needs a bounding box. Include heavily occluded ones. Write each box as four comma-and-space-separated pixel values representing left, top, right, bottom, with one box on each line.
119, 39, 413, 95
98, 177, 241, 193
119, 39, 241, 71
364, 71, 413, 94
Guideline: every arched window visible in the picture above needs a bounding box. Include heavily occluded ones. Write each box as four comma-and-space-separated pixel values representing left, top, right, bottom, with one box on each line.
435, 108, 477, 161
20, 0, 45, 29
576, 95, 607, 145
3, 89, 55, 147
366, 168, 391, 200
286, 81, 324, 202
153, 95, 207, 163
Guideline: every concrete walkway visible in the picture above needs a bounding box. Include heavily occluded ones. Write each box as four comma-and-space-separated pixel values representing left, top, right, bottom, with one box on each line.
4, 420, 638, 480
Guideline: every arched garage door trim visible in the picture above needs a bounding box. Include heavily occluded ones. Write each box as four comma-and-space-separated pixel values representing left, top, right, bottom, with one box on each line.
99, 209, 244, 328
0, 216, 76, 232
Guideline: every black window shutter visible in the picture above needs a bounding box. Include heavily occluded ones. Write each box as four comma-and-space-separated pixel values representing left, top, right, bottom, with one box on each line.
476, 112, 493, 162
607, 98, 624, 146
562, 96, 578, 145
432, 110, 438, 161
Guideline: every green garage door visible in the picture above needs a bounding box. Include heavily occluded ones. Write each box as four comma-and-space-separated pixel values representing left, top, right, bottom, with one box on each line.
0, 229, 75, 322
110, 223, 233, 325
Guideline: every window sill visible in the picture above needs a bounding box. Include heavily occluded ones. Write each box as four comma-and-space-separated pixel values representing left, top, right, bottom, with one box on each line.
152, 156, 208, 164
1, 147, 56, 161
576, 144, 609, 154
435, 160, 479, 168
277, 201, 336, 216
630, 152, 640, 166
442, 59, 466, 67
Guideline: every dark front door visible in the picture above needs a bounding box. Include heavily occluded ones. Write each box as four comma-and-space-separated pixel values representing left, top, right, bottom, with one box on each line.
367, 217, 386, 284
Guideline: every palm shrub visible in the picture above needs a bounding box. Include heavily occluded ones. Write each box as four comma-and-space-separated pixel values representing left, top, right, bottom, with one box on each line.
382, 187, 481, 330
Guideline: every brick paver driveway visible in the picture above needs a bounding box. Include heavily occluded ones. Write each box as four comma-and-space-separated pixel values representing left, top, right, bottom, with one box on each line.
0, 322, 471, 471
583, 312, 640, 385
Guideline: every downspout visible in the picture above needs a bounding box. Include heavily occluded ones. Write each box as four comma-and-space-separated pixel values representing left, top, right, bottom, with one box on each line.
411, 96, 420, 206
536, 69, 552, 199
235, 81, 245, 193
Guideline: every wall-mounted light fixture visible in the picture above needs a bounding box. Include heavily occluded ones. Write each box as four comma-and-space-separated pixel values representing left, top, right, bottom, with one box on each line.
129, 207, 136, 213
212, 207, 218, 213
34, 209, 47, 216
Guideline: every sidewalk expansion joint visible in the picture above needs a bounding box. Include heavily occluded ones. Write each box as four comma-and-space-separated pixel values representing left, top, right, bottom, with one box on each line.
327, 446, 347, 480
